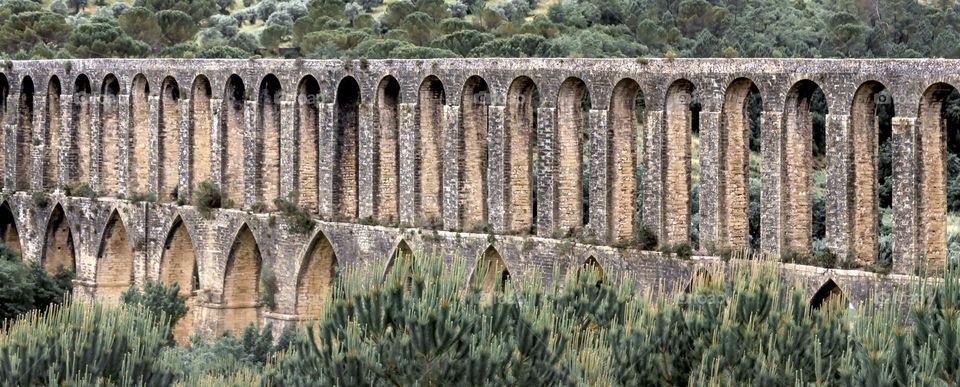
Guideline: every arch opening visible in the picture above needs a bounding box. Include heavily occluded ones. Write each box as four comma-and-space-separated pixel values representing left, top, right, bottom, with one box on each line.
471, 246, 511, 296
295, 75, 320, 211
42, 204, 75, 274
159, 218, 199, 345
44, 76, 62, 190
556, 77, 591, 233
258, 74, 282, 207
129, 75, 150, 194
505, 77, 540, 233
95, 211, 133, 304
375, 76, 401, 222
662, 79, 698, 247
0, 202, 21, 255
334, 77, 360, 219
16, 76, 34, 191
417, 76, 446, 226
810, 279, 845, 310
0, 74, 7, 179
850, 82, 894, 268
577, 256, 604, 287
99, 75, 121, 195
719, 78, 762, 250
461, 76, 490, 231
159, 77, 180, 202
295, 231, 338, 319
190, 76, 213, 196
608, 79, 645, 243
221, 74, 246, 205
69, 75, 92, 185
221, 224, 262, 334
920, 83, 958, 271
782, 80, 828, 255
384, 239, 415, 292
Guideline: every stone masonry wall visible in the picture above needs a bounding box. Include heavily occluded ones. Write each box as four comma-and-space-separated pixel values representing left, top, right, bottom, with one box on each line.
0, 58, 956, 337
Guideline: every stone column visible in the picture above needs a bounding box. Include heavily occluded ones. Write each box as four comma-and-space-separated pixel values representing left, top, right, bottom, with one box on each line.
58, 94, 73, 188
318, 102, 335, 218
698, 110, 721, 252
0, 93, 14, 192
178, 98, 191, 197
892, 116, 918, 274
825, 113, 851, 260
358, 100, 375, 220
147, 95, 160, 195
398, 102, 417, 225
208, 98, 223, 190
442, 105, 461, 230
116, 94, 130, 197
536, 106, 556, 237
31, 95, 46, 190
279, 100, 295, 200
641, 110, 664, 242
89, 93, 101, 192
588, 109, 609, 241
243, 100, 256, 208
760, 111, 783, 256
487, 105, 506, 232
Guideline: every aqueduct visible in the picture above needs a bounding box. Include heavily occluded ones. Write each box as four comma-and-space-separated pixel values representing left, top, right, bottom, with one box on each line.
0, 58, 939, 338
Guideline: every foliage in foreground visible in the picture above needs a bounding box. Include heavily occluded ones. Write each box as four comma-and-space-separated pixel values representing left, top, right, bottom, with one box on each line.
0, 243, 74, 322
5, 252, 960, 385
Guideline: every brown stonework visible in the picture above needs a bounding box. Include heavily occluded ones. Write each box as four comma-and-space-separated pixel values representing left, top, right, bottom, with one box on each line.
850, 82, 885, 266
296, 76, 320, 211
190, 76, 212, 193
159, 77, 180, 202
258, 75, 282, 207
504, 77, 539, 233
42, 204, 74, 274
95, 212, 132, 304
70, 75, 92, 185
99, 75, 121, 195
159, 218, 197, 345
376, 76, 401, 221
295, 231, 337, 319
221, 75, 245, 205
130, 75, 150, 194
471, 246, 509, 296
782, 80, 819, 253
16, 77, 33, 191
0, 74, 6, 180
663, 80, 694, 246
0, 202, 20, 255
334, 77, 360, 219
608, 79, 641, 243
719, 78, 756, 248
460, 76, 489, 230
44, 76, 61, 190
418, 77, 445, 225
918, 83, 953, 272
556, 77, 588, 231
221, 224, 261, 335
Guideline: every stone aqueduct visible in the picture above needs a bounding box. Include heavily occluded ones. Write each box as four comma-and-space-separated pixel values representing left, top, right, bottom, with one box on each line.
0, 58, 944, 337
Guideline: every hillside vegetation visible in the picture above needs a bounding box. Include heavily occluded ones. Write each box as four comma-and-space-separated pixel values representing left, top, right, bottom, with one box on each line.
3, 0, 960, 59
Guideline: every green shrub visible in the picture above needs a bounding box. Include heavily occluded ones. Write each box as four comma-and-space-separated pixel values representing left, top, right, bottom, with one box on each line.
0, 299, 175, 385
193, 180, 232, 217
120, 281, 187, 345
31, 191, 49, 208
273, 192, 314, 234
127, 191, 157, 203
0, 244, 73, 321
636, 226, 658, 250
62, 182, 96, 198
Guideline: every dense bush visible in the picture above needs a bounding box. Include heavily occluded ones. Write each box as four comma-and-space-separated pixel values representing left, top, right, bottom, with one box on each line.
0, 243, 73, 321
4, 252, 960, 383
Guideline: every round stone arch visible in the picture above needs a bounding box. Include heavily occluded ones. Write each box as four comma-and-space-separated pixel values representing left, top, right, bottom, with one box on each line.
607, 77, 646, 243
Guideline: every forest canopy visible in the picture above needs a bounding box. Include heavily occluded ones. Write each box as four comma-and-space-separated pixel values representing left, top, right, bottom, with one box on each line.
4, 0, 960, 60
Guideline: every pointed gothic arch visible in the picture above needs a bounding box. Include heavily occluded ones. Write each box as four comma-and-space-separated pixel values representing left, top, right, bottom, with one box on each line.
95, 211, 133, 304
295, 230, 338, 319
810, 279, 846, 310
159, 216, 199, 344
42, 203, 75, 274
0, 201, 21, 255
471, 245, 511, 295
221, 223, 262, 334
